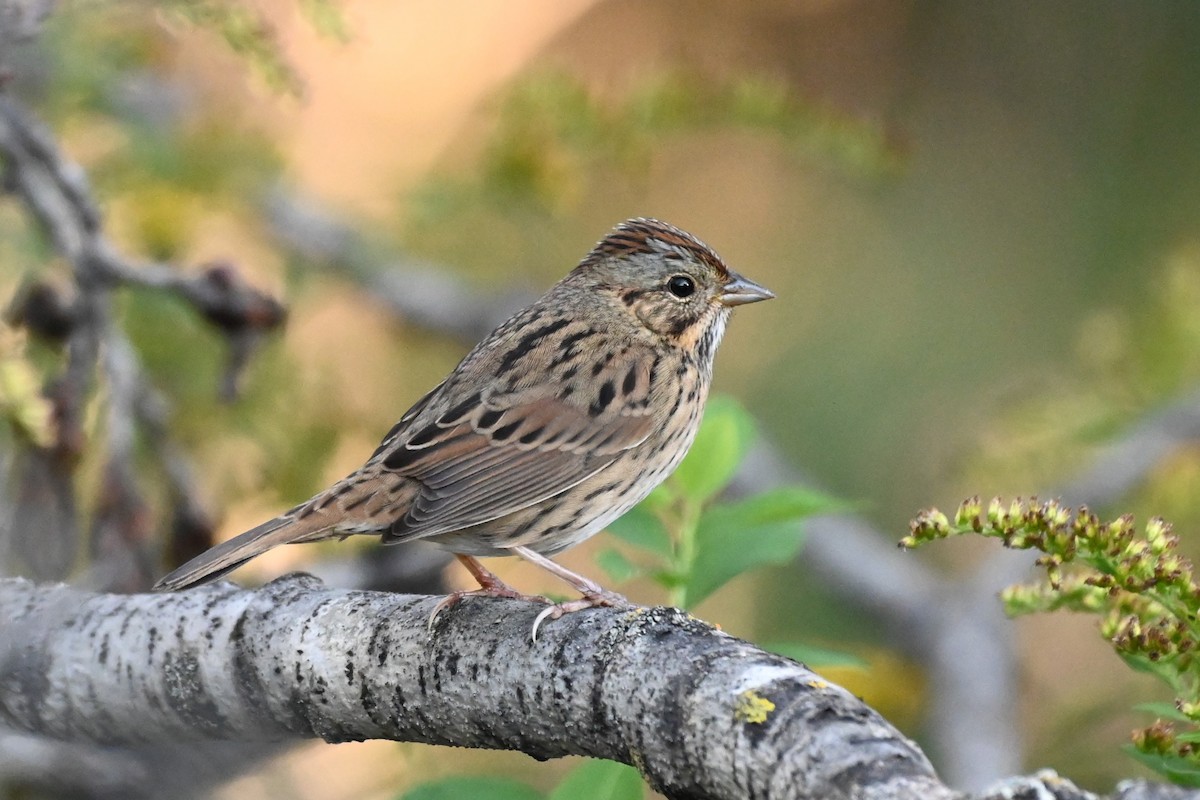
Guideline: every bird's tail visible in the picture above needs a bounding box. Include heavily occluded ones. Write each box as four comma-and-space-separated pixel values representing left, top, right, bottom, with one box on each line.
154, 469, 418, 591
153, 513, 335, 592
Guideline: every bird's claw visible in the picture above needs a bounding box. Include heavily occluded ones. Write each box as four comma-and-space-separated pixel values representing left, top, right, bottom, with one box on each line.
529, 589, 631, 642
427, 582, 630, 642
428, 586, 552, 631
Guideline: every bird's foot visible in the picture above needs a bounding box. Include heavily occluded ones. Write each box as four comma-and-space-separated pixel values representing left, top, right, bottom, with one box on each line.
428, 553, 553, 629
428, 584, 553, 629
530, 588, 632, 642
429, 551, 632, 640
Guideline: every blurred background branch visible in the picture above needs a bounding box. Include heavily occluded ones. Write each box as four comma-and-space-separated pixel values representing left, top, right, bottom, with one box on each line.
0, 91, 287, 587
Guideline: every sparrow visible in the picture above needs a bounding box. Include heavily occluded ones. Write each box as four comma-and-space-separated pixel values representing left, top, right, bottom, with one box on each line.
155, 218, 774, 637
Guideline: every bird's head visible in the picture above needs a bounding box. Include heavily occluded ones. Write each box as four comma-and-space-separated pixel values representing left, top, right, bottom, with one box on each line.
569, 218, 774, 353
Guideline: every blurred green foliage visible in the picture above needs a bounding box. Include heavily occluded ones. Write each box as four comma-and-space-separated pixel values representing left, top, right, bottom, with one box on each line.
168, 0, 347, 95
605, 395, 838, 608
0, 3, 358, 541
0, 335, 55, 448
400, 761, 642, 800
966, 245, 1200, 533
400, 777, 543, 800
405, 70, 899, 242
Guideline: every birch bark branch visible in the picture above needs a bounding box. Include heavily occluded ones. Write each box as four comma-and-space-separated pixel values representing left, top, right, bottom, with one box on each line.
4, 575, 1199, 800
0, 575, 952, 800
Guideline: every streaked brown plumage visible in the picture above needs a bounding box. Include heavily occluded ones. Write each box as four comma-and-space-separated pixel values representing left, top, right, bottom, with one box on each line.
155, 218, 773, 633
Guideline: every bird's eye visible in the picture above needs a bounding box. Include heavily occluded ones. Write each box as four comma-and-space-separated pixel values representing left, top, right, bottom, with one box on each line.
667, 275, 695, 298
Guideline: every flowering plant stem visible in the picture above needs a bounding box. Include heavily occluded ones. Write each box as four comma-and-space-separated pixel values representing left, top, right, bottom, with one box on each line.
902, 496, 1200, 785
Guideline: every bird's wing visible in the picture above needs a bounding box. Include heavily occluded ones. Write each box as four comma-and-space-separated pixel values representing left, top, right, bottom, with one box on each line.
379, 349, 660, 539
367, 379, 445, 460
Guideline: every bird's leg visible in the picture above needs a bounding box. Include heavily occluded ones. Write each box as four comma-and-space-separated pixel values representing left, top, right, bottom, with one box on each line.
428, 554, 551, 629
456, 553, 527, 596
512, 546, 632, 640
512, 546, 625, 598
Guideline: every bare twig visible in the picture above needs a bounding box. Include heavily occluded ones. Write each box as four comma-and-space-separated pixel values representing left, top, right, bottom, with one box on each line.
0, 0, 55, 56
263, 187, 526, 341
0, 92, 288, 587
0, 93, 286, 405
1053, 385, 1200, 508
86, 330, 157, 592
0, 96, 454, 795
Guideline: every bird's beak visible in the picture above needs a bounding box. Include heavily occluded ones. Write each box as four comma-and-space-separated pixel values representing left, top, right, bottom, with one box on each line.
718, 272, 775, 306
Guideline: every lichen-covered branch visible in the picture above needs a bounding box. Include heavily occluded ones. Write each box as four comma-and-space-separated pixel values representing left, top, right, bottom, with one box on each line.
0, 575, 953, 800
4, 576, 1200, 800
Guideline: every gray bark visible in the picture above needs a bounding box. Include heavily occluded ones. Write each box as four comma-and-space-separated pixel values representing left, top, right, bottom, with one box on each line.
0, 574, 950, 800
2, 575, 1198, 800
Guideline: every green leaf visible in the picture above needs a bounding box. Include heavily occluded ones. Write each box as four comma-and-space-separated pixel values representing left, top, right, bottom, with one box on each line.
400, 777, 543, 800
649, 568, 686, 590
1118, 651, 1177, 683
671, 395, 756, 504
596, 548, 645, 583
1134, 702, 1194, 723
607, 504, 672, 557
724, 486, 841, 524
298, 0, 351, 41
683, 487, 836, 606
764, 641, 867, 669
548, 760, 643, 800
1123, 745, 1200, 787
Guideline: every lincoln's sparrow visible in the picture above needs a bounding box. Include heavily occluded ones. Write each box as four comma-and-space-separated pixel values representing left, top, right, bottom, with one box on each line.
155, 218, 773, 634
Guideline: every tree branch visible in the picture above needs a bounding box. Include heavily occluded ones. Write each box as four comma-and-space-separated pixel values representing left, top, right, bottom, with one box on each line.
0, 575, 953, 800
5, 575, 1200, 800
